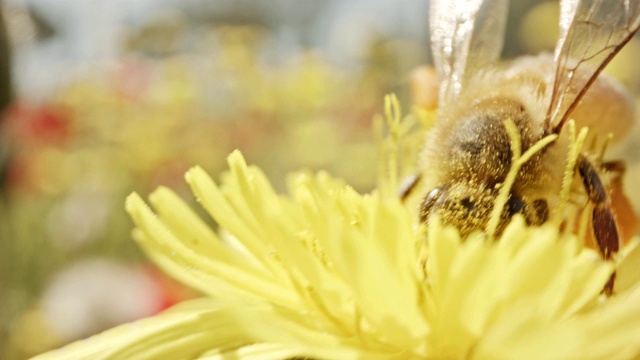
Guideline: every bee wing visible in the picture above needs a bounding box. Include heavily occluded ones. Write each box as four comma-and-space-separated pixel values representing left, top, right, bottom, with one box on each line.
430, 0, 509, 108
548, 0, 640, 132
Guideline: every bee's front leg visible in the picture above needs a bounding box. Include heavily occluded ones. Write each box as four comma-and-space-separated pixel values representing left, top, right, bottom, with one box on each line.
577, 154, 620, 296
399, 174, 422, 201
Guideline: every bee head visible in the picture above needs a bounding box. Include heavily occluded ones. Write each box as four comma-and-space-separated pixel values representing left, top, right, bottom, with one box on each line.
420, 183, 548, 237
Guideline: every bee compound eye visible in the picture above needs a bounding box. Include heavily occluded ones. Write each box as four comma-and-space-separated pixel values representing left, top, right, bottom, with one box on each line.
460, 140, 484, 155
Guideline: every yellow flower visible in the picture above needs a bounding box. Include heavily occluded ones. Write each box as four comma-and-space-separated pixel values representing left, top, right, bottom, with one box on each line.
32, 148, 640, 360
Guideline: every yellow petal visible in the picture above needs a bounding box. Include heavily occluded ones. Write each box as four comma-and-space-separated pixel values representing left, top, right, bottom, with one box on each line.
31, 299, 252, 360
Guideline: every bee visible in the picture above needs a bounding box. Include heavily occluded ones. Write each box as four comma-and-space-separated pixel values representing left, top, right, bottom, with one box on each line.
408, 0, 640, 295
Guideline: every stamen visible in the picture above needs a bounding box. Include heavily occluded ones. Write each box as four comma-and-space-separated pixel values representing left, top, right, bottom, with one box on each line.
384, 94, 402, 194
486, 119, 558, 238
553, 120, 588, 227
598, 133, 614, 162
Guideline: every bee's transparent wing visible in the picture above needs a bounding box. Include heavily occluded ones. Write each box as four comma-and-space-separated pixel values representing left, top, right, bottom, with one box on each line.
548, 0, 640, 132
430, 0, 508, 108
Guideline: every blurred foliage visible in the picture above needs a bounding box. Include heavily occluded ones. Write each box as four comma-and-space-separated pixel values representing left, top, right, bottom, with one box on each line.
0, 23, 415, 359
3, 1, 640, 359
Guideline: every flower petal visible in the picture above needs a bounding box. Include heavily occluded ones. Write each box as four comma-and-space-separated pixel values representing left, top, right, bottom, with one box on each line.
31, 299, 252, 360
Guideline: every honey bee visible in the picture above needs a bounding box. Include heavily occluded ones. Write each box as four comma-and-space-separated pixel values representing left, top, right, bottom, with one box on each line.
409, 0, 640, 294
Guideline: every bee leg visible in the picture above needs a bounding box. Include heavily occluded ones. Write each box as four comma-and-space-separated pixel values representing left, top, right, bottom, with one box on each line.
399, 174, 422, 201
577, 155, 619, 296
602, 159, 626, 176
601, 159, 639, 242
419, 187, 443, 224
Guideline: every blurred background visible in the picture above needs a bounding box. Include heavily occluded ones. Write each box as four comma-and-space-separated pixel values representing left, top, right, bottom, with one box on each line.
1, 1, 639, 358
